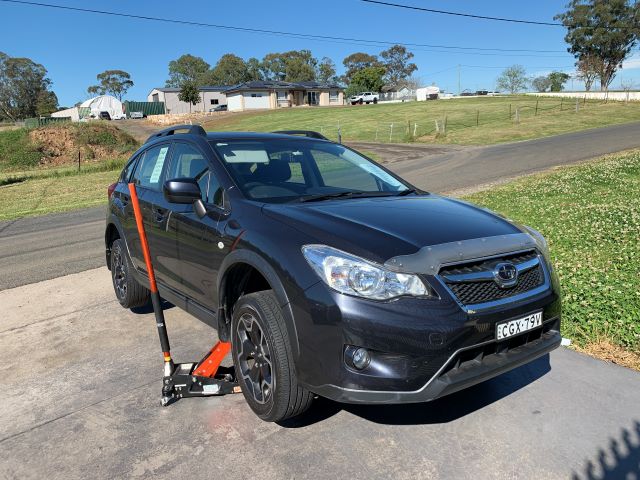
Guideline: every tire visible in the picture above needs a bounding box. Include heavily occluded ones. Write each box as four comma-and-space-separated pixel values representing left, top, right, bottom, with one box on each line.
373, 98, 378, 104
110, 238, 150, 309
231, 290, 313, 422
365, 101, 370, 104
358, 99, 363, 105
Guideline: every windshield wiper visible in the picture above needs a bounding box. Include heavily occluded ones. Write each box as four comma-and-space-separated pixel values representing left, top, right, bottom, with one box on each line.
299, 191, 358, 202
396, 189, 417, 196
300, 191, 398, 202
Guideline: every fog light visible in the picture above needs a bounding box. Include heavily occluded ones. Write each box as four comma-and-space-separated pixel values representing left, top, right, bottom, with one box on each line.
352, 348, 371, 370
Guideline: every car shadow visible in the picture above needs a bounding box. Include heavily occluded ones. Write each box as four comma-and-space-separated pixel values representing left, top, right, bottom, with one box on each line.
279, 354, 551, 428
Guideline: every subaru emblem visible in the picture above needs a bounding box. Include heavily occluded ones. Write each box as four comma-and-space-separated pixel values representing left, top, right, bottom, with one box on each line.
493, 262, 518, 288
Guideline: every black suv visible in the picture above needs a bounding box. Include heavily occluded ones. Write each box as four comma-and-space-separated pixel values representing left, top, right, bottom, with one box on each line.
106, 125, 561, 422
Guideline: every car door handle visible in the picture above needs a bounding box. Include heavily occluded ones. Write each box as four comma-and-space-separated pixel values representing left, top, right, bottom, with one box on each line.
152, 207, 166, 223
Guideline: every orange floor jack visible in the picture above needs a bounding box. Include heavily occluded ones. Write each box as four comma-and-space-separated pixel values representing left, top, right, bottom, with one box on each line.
128, 183, 241, 406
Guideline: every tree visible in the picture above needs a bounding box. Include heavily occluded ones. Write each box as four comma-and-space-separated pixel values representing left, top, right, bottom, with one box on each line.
576, 54, 601, 91
166, 54, 211, 87
210, 54, 249, 85
0, 51, 57, 120
342, 52, 380, 84
178, 81, 201, 113
531, 76, 551, 92
555, 0, 640, 91
380, 45, 418, 88
261, 50, 318, 82
496, 65, 528, 94
36, 89, 58, 116
246, 57, 264, 81
316, 57, 337, 84
548, 71, 571, 92
345, 66, 386, 97
87, 70, 134, 100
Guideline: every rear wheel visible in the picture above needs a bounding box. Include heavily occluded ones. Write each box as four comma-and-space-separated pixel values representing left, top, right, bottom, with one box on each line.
110, 238, 150, 309
231, 290, 313, 422
373, 98, 378, 104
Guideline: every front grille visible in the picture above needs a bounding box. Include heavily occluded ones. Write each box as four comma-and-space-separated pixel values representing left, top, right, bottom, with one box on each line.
439, 251, 545, 306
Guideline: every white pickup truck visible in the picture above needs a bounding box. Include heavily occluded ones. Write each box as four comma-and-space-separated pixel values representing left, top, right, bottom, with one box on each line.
349, 92, 379, 105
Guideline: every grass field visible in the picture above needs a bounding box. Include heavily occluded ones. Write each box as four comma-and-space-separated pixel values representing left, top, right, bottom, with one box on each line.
202, 95, 640, 145
464, 150, 640, 367
0, 169, 119, 220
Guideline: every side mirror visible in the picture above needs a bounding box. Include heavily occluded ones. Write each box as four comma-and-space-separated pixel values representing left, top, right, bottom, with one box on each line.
163, 178, 201, 204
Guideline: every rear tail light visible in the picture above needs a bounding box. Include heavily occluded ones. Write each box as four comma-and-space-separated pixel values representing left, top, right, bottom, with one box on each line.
108, 182, 117, 199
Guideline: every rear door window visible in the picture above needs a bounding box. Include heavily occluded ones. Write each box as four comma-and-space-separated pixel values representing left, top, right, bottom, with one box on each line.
131, 144, 171, 191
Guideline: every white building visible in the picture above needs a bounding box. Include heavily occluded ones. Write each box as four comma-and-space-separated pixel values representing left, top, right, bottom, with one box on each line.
147, 86, 228, 114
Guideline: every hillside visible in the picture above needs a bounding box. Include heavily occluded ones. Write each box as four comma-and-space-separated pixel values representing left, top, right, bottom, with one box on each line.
0, 123, 139, 172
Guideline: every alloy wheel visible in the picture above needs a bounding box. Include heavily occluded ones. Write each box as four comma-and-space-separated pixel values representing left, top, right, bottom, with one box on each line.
236, 312, 273, 404
112, 248, 127, 299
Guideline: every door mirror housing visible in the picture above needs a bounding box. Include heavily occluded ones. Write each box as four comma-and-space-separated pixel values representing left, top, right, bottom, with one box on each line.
164, 178, 201, 204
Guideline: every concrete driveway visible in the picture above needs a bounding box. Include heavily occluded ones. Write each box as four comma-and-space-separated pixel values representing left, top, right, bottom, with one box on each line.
1, 268, 639, 479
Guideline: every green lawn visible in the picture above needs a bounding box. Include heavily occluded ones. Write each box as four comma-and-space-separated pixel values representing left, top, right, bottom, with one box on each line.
0, 169, 117, 220
203, 95, 640, 145
464, 150, 640, 359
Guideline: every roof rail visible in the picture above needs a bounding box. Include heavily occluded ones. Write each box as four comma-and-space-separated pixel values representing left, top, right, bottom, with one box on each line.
272, 130, 329, 141
145, 124, 207, 144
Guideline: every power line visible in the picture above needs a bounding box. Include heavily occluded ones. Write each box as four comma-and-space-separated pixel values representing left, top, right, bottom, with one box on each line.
361, 0, 639, 30
360, 0, 562, 26
0, 0, 569, 57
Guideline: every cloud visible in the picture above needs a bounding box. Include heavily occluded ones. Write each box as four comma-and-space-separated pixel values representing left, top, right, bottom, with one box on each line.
621, 56, 640, 70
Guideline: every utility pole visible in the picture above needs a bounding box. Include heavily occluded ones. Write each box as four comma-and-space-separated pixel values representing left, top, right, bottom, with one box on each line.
458, 64, 461, 96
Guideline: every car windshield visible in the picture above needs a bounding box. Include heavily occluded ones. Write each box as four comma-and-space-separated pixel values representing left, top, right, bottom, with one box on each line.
210, 139, 410, 203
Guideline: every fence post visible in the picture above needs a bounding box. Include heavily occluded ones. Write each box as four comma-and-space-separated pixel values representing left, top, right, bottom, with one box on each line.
560, 98, 563, 111
509, 103, 512, 119
389, 123, 394, 142
337, 125, 342, 144
575, 98, 579, 113
435, 119, 439, 134
413, 122, 418, 137
78, 150, 81, 173
535, 99, 539, 116
514, 108, 520, 125
443, 115, 448, 136
476, 109, 479, 127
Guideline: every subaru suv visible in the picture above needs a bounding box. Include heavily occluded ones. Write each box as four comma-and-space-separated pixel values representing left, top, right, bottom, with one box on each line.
105, 125, 561, 422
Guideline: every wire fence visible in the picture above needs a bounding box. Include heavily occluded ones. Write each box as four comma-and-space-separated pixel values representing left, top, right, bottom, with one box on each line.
303, 96, 630, 144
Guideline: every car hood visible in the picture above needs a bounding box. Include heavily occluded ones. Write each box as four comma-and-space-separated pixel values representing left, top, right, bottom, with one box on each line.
262, 195, 523, 264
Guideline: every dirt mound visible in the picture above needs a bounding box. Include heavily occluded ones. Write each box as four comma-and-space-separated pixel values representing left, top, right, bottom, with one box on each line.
28, 123, 139, 167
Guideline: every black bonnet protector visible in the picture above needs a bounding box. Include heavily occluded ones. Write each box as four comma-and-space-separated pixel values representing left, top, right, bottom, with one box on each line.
384, 233, 538, 275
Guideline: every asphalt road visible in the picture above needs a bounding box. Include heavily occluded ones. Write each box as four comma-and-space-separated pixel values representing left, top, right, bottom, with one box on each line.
2, 121, 640, 290
1, 268, 638, 479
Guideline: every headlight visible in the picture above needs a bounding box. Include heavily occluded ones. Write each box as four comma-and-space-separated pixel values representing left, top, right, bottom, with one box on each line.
524, 226, 550, 258
302, 244, 432, 300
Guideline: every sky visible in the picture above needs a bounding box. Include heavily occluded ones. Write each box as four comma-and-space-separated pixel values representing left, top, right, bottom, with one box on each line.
1, 0, 639, 107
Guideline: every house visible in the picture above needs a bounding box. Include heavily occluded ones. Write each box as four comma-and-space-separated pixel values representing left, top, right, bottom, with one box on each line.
147, 86, 227, 114
380, 85, 416, 102
224, 81, 344, 112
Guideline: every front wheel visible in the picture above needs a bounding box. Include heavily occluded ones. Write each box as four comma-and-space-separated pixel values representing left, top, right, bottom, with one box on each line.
231, 290, 313, 422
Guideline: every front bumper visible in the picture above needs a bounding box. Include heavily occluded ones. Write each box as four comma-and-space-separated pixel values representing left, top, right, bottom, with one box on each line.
311, 319, 560, 404
290, 273, 561, 404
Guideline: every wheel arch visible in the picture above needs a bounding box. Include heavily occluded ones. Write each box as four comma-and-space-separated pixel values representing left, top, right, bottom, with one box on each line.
217, 249, 299, 358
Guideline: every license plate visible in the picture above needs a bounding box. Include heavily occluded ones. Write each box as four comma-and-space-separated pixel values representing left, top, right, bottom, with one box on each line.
496, 312, 542, 340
